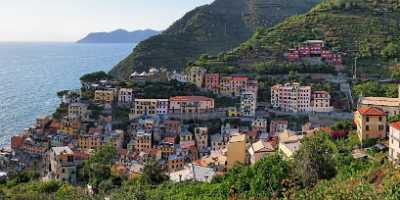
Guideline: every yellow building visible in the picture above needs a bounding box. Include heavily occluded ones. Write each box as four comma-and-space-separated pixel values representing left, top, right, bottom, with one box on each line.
78, 134, 102, 151
94, 89, 116, 104
354, 107, 387, 143
169, 96, 214, 113
130, 99, 169, 119
188, 66, 207, 88
227, 134, 247, 169
227, 107, 239, 117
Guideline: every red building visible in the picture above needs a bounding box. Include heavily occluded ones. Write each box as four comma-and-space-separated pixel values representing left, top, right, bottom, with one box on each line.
204, 73, 220, 93
287, 49, 300, 61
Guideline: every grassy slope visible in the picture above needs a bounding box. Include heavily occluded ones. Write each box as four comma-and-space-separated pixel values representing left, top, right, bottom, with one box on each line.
109, 0, 322, 79
215, 0, 400, 78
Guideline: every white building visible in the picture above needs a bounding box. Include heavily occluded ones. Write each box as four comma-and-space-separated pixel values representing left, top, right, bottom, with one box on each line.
240, 92, 257, 117
171, 71, 189, 83
47, 146, 76, 183
271, 83, 311, 113
118, 88, 135, 106
169, 164, 216, 183
389, 122, 400, 164
68, 103, 89, 121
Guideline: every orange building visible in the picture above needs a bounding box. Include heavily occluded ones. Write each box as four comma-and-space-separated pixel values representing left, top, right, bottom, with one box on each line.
169, 96, 214, 113
354, 107, 387, 142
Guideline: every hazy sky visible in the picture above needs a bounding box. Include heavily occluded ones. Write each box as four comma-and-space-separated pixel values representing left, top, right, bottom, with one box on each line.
0, 0, 214, 42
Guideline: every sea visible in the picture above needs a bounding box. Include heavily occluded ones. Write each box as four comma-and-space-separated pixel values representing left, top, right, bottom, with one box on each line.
0, 42, 134, 147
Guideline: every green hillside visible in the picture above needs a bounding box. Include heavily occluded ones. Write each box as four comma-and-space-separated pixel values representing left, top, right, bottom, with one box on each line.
109, 0, 322, 79
207, 0, 400, 78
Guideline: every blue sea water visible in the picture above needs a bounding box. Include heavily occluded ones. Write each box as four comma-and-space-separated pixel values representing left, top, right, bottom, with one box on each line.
0, 42, 134, 147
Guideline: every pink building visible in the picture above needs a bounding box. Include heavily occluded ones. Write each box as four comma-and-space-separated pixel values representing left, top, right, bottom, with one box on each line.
204, 73, 220, 93
269, 120, 288, 137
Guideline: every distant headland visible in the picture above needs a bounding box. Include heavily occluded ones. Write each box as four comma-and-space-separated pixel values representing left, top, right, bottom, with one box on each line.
77, 29, 160, 43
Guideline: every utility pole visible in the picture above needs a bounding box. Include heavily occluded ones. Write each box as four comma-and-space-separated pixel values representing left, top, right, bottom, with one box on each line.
353, 56, 358, 80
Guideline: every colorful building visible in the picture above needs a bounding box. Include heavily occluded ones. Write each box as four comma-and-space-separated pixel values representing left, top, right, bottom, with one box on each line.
220, 76, 249, 97
240, 92, 257, 117
169, 96, 214, 114
358, 95, 400, 117
271, 83, 311, 113
46, 146, 77, 183
188, 66, 207, 88
270, 119, 288, 137
130, 99, 169, 119
311, 91, 333, 113
227, 134, 247, 169
389, 122, 400, 164
94, 89, 117, 104
204, 73, 220, 93
118, 88, 135, 106
354, 107, 387, 142
194, 127, 208, 152
68, 103, 89, 121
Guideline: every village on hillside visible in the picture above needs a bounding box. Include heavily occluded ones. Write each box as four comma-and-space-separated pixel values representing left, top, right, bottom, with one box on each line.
1, 39, 400, 193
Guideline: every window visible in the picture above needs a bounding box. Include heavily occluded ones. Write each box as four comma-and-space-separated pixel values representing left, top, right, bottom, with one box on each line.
366, 117, 369, 122
379, 125, 384, 131
366, 125, 370, 131
379, 117, 383, 122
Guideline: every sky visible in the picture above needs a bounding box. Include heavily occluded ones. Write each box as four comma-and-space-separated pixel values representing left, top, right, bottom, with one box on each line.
0, 0, 214, 42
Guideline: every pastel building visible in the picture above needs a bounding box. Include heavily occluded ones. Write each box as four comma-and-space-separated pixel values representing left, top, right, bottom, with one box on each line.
220, 76, 249, 97
188, 66, 207, 88
94, 89, 117, 104
354, 107, 387, 142
240, 92, 257, 117
169, 96, 214, 114
130, 99, 169, 119
311, 91, 333, 112
271, 83, 311, 113
204, 73, 220, 93
135, 130, 152, 153
118, 88, 135, 106
194, 127, 209, 152
227, 134, 247, 169
248, 140, 274, 164
358, 96, 400, 117
270, 119, 289, 137
68, 103, 90, 121
389, 122, 400, 164
47, 146, 77, 183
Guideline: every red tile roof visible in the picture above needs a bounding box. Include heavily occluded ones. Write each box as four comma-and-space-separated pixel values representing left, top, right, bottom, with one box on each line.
391, 121, 400, 130
357, 107, 386, 116
170, 96, 214, 102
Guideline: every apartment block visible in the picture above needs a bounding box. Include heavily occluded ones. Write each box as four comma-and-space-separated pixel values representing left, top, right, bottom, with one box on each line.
354, 107, 387, 142
188, 66, 207, 88
271, 83, 311, 112
169, 96, 214, 114
240, 92, 257, 117
130, 99, 169, 119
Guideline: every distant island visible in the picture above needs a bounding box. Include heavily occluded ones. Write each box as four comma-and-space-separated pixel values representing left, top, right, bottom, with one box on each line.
77, 29, 160, 43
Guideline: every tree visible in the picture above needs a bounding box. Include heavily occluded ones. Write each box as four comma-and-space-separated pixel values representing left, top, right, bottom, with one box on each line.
381, 42, 400, 59
84, 143, 117, 186
250, 154, 289, 198
288, 71, 299, 82
142, 160, 168, 185
80, 71, 111, 82
293, 132, 338, 187
353, 81, 383, 97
